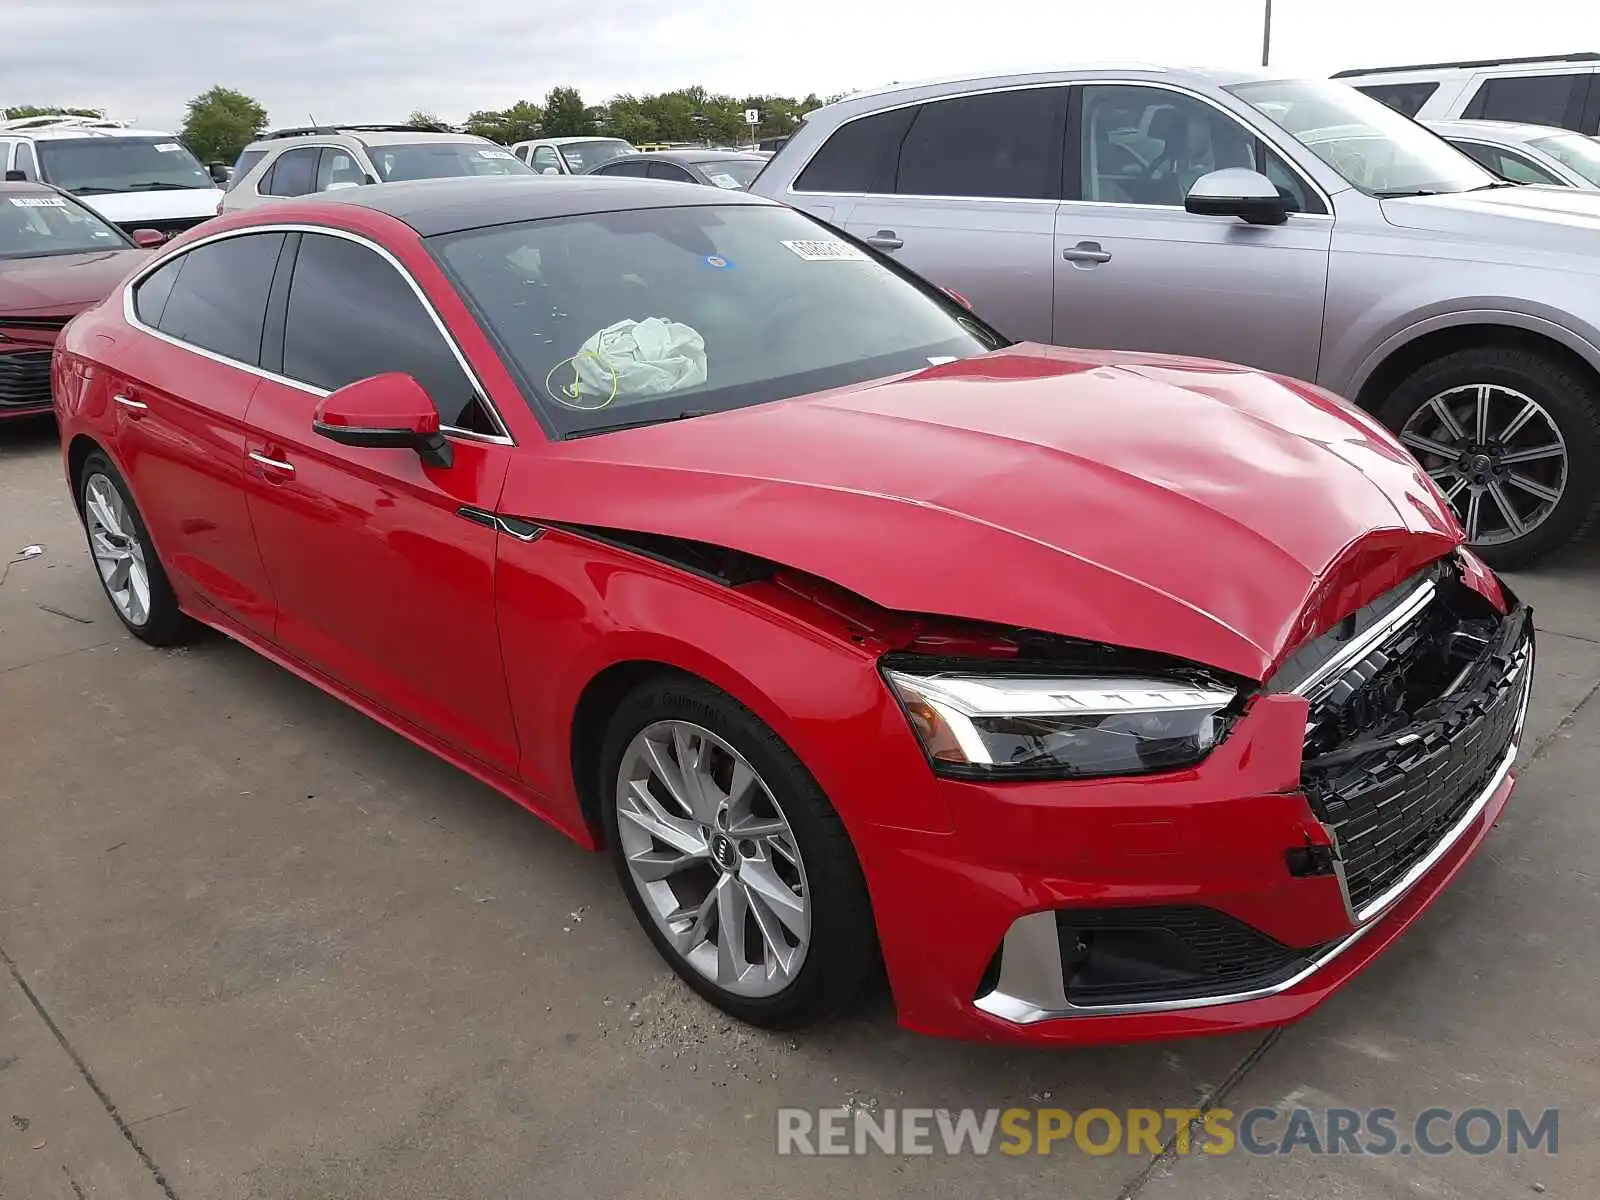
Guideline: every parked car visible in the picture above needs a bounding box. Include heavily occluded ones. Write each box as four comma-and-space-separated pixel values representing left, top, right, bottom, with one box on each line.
55, 176, 1531, 1043
223, 125, 533, 212
1425, 118, 1600, 188
0, 115, 225, 240
0, 179, 160, 421
1334, 51, 1600, 132
510, 136, 638, 175
586, 149, 768, 189
754, 67, 1600, 567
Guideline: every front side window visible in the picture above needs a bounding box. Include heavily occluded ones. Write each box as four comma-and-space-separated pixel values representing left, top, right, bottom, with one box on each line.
694, 158, 763, 189
13, 143, 37, 178
281, 232, 489, 431
429, 204, 1001, 438
263, 147, 319, 197
1463, 73, 1588, 129
0, 191, 129, 258
1230, 78, 1496, 197
554, 139, 636, 173
1354, 81, 1440, 118
228, 149, 266, 191
366, 142, 532, 181
792, 107, 916, 193
1528, 133, 1600, 185
895, 87, 1067, 200
530, 146, 563, 173
35, 136, 214, 196
315, 148, 367, 190
144, 232, 286, 364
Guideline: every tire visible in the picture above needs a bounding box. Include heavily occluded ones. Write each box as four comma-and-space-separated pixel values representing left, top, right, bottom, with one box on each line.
1379, 346, 1600, 570
77, 451, 193, 646
599, 675, 879, 1028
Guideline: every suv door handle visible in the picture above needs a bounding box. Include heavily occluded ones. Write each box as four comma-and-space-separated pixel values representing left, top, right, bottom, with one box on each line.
865, 231, 904, 250
1062, 241, 1113, 265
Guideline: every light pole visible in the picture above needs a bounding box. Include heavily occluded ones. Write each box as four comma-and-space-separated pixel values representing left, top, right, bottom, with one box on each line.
1261, 0, 1273, 67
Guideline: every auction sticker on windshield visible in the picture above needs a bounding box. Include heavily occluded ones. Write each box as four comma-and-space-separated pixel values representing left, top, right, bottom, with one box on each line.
478, 149, 514, 159
8, 197, 66, 207
781, 239, 870, 262
155, 143, 184, 152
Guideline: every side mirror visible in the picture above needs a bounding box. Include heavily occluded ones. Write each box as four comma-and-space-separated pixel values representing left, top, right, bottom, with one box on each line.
130, 229, 167, 248
208, 162, 231, 184
3, 170, 25, 182
311, 373, 453, 468
1184, 168, 1290, 226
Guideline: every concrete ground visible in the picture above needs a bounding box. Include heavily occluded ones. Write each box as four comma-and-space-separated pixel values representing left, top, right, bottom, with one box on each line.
2, 413, 1597, 1200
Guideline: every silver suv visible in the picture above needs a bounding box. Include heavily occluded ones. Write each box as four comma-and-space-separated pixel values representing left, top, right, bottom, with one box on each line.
223, 125, 532, 213
753, 67, 1600, 567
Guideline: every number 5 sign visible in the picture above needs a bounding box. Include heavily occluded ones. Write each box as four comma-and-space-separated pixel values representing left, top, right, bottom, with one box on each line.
744, 109, 760, 126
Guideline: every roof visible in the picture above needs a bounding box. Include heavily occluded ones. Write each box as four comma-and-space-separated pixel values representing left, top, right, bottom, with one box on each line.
624, 149, 765, 165
5, 125, 179, 141
519, 135, 634, 146
0, 179, 61, 197
301, 174, 774, 236
1423, 118, 1576, 143
248, 128, 489, 149
1333, 51, 1600, 78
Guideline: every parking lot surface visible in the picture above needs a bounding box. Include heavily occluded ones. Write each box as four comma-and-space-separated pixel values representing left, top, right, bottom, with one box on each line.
3, 415, 1599, 1199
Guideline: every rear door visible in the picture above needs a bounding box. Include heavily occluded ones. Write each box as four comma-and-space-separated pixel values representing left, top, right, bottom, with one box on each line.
112, 231, 286, 637
838, 86, 1068, 344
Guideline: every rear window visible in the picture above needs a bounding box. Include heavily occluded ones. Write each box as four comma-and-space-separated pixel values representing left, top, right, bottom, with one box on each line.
429, 204, 999, 437
35, 137, 214, 196
367, 142, 533, 181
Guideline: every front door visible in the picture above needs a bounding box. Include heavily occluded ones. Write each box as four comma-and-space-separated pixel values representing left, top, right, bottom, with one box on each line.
241, 230, 520, 774
1054, 84, 1332, 382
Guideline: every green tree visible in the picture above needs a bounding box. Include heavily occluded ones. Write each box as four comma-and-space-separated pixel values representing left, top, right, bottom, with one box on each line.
1, 105, 104, 120
406, 109, 450, 132
462, 100, 542, 144
542, 87, 593, 137
179, 86, 267, 166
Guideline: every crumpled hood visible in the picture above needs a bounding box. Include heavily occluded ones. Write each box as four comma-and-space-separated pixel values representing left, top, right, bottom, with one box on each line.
510, 345, 1462, 681
1381, 184, 1600, 259
0, 249, 147, 316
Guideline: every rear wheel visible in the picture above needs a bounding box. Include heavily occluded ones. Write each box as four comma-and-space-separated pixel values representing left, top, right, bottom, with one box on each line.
77, 452, 192, 645
1380, 347, 1600, 570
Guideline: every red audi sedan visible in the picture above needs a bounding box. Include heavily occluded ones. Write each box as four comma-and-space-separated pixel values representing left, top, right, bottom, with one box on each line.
53, 177, 1533, 1043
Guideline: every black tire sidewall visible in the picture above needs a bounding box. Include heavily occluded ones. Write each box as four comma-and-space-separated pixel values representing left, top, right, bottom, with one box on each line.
78, 451, 189, 645
1379, 347, 1600, 570
598, 676, 878, 1028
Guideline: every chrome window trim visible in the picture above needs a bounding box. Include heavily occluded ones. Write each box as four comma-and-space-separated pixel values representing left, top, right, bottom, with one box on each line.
121, 221, 516, 445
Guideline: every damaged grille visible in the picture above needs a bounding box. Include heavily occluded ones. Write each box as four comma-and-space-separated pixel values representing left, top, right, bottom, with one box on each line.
1290, 560, 1532, 917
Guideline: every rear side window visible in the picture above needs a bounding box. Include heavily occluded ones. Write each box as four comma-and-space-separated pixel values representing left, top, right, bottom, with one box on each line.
792, 107, 916, 193
895, 88, 1068, 199
229, 149, 266, 190
144, 233, 287, 364
596, 159, 652, 177
262, 147, 319, 196
132, 257, 184, 327
1463, 73, 1589, 129
1354, 81, 1440, 117
281, 233, 488, 431
648, 161, 695, 182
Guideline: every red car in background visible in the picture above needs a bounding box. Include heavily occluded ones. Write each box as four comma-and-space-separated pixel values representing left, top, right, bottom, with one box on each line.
0, 180, 161, 421
51, 178, 1532, 1043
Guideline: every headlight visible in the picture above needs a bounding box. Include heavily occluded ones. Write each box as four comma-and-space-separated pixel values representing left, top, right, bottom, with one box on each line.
883, 669, 1236, 780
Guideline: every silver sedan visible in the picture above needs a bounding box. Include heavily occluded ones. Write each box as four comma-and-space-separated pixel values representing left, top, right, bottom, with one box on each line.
1424, 118, 1600, 189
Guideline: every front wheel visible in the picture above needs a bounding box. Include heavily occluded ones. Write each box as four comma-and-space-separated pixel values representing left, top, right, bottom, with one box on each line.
599, 677, 879, 1028
1380, 347, 1600, 570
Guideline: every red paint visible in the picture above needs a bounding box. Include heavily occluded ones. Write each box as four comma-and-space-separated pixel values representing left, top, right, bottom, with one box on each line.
53, 200, 1511, 1044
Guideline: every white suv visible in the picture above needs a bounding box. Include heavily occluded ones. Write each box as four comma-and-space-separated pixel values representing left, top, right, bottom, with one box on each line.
0, 115, 225, 239
1335, 51, 1600, 132
222, 125, 533, 212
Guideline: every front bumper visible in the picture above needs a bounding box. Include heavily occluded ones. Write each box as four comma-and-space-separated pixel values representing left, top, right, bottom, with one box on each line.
866, 584, 1532, 1044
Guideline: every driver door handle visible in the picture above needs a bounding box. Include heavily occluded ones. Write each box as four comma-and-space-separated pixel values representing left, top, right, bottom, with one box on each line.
1062, 241, 1113, 265
865, 230, 904, 250
248, 449, 295, 476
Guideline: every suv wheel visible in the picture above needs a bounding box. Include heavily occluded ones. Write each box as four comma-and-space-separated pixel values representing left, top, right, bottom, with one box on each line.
1381, 346, 1600, 570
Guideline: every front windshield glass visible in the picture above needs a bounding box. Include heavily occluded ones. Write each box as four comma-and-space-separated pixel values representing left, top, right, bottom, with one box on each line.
1529, 134, 1600, 186
36, 137, 215, 196
430, 204, 1001, 437
368, 142, 534, 181
695, 158, 764, 189
557, 139, 636, 172
0, 192, 129, 258
1228, 78, 1497, 197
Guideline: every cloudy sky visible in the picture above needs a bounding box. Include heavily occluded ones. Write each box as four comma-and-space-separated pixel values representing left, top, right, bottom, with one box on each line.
7, 0, 1588, 130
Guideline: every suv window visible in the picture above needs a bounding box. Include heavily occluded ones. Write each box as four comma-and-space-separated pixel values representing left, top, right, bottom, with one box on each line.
142, 233, 286, 364
792, 107, 916, 193
281, 233, 489, 431
1463, 73, 1589, 129
1078, 85, 1321, 212
1354, 82, 1440, 117
229, 149, 266, 191
894, 87, 1067, 199
262, 146, 319, 196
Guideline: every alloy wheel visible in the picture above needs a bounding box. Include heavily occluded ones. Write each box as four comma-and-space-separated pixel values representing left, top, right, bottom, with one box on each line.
1398, 383, 1567, 546
84, 473, 152, 626
615, 720, 811, 998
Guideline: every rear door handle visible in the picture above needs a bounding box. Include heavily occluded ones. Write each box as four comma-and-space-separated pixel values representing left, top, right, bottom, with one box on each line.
865, 231, 904, 250
113, 393, 148, 415
1062, 241, 1113, 265
247, 450, 295, 476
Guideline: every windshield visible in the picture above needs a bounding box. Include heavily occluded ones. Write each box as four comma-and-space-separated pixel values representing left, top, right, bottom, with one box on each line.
35, 137, 215, 195
1227, 79, 1497, 197
367, 142, 534, 181
0, 192, 129, 258
430, 204, 1000, 437
1529, 134, 1600, 186
557, 139, 636, 172
695, 158, 763, 189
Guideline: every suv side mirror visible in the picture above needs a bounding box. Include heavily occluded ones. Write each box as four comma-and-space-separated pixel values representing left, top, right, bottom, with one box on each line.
130, 229, 167, 248
1184, 168, 1290, 226
312, 373, 453, 468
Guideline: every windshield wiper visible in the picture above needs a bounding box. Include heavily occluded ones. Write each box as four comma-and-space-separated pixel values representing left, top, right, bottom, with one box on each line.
67, 186, 118, 195
125, 181, 202, 191
566, 408, 716, 439
1372, 188, 1444, 198
1468, 181, 1522, 191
